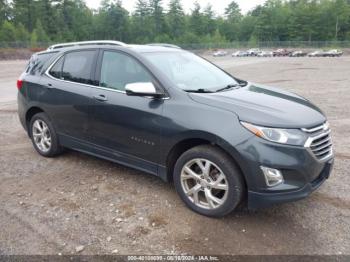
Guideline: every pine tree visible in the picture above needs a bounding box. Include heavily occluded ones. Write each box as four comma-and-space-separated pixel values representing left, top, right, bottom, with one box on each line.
134, 0, 150, 17
203, 4, 216, 35
225, 1, 242, 22
190, 2, 204, 36
12, 0, 34, 31
149, 0, 165, 36
38, 0, 57, 37
167, 0, 185, 39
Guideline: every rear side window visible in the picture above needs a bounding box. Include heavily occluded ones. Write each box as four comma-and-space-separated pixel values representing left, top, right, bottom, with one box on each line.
48, 51, 96, 84
61, 51, 95, 84
49, 57, 64, 79
26, 52, 57, 75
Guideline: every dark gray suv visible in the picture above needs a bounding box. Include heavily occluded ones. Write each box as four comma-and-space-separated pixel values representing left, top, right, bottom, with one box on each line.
17, 41, 334, 217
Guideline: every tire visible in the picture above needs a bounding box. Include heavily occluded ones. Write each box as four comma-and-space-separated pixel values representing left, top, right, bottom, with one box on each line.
29, 112, 63, 157
173, 145, 245, 217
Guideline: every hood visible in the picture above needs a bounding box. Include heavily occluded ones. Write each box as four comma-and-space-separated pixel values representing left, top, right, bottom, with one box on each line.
189, 83, 326, 128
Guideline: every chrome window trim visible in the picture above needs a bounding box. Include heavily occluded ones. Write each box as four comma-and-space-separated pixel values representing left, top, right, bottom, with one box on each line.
44, 52, 169, 99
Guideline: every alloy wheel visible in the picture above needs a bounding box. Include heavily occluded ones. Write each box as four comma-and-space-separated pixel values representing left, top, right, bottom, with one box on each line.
180, 158, 229, 209
32, 119, 52, 153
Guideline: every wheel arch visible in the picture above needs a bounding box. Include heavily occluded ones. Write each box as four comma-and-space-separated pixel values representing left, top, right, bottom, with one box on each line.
164, 132, 247, 189
25, 106, 45, 133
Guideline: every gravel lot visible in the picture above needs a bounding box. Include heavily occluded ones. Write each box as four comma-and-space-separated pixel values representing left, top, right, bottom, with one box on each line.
0, 56, 349, 255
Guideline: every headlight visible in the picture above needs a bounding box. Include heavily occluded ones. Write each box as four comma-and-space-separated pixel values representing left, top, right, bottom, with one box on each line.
241, 121, 308, 146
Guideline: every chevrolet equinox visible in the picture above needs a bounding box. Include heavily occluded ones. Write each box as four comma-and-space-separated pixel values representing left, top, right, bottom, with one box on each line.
17, 41, 334, 217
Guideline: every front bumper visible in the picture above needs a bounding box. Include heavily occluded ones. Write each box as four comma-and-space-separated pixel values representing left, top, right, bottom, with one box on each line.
232, 134, 334, 210
248, 159, 333, 209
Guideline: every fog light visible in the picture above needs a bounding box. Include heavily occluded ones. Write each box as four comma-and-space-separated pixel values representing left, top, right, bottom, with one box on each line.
260, 166, 284, 187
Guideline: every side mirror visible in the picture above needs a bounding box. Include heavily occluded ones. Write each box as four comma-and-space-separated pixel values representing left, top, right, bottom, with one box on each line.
125, 82, 164, 98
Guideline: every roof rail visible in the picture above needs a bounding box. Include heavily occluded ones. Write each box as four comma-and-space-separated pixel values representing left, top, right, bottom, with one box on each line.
147, 43, 181, 49
47, 40, 127, 50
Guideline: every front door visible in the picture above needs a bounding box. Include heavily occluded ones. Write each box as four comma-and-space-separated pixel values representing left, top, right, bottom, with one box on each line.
90, 50, 165, 174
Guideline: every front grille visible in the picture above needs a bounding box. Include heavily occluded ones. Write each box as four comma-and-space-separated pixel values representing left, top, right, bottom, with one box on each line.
303, 123, 333, 161
310, 131, 332, 160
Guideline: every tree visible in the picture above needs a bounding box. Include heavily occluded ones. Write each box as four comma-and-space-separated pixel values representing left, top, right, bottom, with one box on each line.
149, 0, 166, 36
31, 20, 50, 46
95, 0, 129, 41
130, 0, 152, 42
330, 0, 350, 40
288, 0, 319, 41
167, 0, 185, 39
1, 0, 350, 46
220, 1, 242, 41
12, 0, 35, 31
203, 4, 216, 35
135, 0, 150, 16
15, 22, 30, 42
0, 0, 8, 24
211, 29, 227, 43
237, 15, 257, 41
253, 0, 291, 41
189, 2, 204, 36
0, 21, 16, 42
225, 1, 242, 22
37, 0, 57, 37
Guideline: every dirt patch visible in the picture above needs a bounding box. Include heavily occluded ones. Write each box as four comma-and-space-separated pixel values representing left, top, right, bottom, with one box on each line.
148, 213, 168, 227
118, 203, 136, 218
312, 192, 350, 210
335, 152, 350, 160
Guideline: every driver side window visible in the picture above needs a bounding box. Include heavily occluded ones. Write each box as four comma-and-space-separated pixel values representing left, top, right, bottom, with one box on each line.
99, 51, 153, 92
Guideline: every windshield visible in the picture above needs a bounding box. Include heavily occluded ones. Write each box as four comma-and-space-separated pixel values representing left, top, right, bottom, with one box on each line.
143, 51, 238, 92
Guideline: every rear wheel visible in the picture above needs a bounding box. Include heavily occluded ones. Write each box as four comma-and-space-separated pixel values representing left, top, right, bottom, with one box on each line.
29, 113, 63, 157
173, 145, 245, 217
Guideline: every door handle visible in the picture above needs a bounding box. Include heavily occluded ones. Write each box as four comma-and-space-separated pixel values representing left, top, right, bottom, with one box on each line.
93, 94, 108, 102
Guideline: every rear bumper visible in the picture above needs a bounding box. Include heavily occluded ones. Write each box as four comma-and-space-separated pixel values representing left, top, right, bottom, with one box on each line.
247, 159, 334, 209
17, 92, 27, 131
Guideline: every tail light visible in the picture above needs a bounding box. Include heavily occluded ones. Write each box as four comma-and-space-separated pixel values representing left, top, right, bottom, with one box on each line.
17, 79, 23, 90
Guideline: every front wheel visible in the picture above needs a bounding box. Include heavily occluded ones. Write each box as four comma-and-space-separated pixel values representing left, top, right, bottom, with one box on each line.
173, 145, 245, 217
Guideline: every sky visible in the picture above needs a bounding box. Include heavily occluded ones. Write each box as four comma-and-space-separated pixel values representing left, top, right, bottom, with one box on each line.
85, 0, 267, 15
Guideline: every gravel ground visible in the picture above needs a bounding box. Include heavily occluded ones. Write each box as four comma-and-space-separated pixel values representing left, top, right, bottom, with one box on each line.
0, 56, 349, 255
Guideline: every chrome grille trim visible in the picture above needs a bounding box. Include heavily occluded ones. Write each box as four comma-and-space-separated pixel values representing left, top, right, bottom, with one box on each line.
304, 123, 333, 162
302, 122, 329, 133
314, 147, 332, 156
311, 136, 331, 147
312, 142, 332, 151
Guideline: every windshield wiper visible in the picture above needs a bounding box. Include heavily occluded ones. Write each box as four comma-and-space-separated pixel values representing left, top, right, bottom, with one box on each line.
184, 89, 214, 93
216, 82, 247, 93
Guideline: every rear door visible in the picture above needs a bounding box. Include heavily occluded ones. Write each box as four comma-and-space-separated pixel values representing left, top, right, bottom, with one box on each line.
42, 49, 98, 141
89, 50, 165, 174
